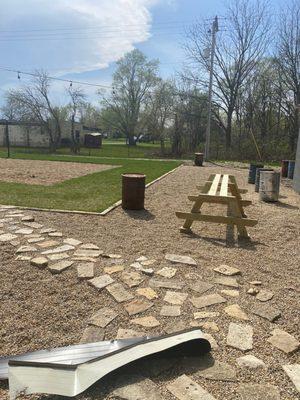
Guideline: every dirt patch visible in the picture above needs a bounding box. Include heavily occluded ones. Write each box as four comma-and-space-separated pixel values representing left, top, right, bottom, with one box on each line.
0, 164, 299, 399
0, 158, 119, 185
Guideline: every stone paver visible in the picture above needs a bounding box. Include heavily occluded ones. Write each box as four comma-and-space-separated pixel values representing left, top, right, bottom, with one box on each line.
131, 316, 160, 328
191, 321, 219, 332
136, 256, 148, 262
15, 228, 33, 235
30, 257, 48, 268
224, 304, 249, 321
236, 355, 266, 369
156, 267, 177, 278
0, 233, 18, 242
121, 271, 145, 288
227, 323, 253, 351
237, 384, 280, 400
267, 329, 299, 354
73, 248, 102, 258
27, 237, 45, 244
221, 289, 239, 297
106, 283, 134, 303
23, 222, 43, 229
214, 276, 239, 288
113, 376, 163, 400
40, 228, 56, 234
21, 215, 34, 222
282, 364, 300, 393
190, 293, 226, 309
193, 311, 220, 320
15, 255, 31, 261
80, 326, 104, 344
160, 305, 181, 317
189, 281, 214, 295
164, 291, 188, 305
203, 333, 219, 350
124, 299, 153, 316
63, 238, 82, 246
16, 245, 37, 253
77, 262, 94, 279
48, 260, 74, 274
214, 264, 240, 276
193, 356, 237, 382
136, 287, 158, 300
141, 259, 156, 266
89, 307, 118, 328
88, 274, 114, 290
149, 278, 184, 290
49, 232, 63, 237
131, 262, 154, 276
37, 240, 60, 248
251, 303, 281, 322
256, 290, 274, 302
41, 244, 74, 254
48, 253, 70, 261
165, 253, 197, 266
102, 253, 122, 259
116, 328, 146, 339
104, 265, 124, 274
167, 374, 216, 400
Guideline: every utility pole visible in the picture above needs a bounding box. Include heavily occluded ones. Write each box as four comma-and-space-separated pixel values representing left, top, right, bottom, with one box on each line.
204, 16, 218, 161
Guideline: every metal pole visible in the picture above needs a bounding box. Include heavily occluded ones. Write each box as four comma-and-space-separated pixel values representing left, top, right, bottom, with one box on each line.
204, 16, 218, 161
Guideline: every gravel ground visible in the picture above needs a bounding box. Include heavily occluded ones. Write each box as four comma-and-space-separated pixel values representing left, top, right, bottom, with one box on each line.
0, 164, 299, 400
0, 159, 118, 185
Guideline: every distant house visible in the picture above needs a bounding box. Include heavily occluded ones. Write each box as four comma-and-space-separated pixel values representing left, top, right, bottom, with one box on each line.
0, 120, 100, 148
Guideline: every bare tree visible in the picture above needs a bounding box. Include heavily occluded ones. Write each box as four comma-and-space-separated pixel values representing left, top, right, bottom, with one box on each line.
276, 0, 300, 151
184, 0, 270, 151
3, 71, 63, 151
67, 86, 86, 153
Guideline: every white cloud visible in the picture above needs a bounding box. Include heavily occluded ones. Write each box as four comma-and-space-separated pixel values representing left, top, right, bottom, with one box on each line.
0, 0, 159, 75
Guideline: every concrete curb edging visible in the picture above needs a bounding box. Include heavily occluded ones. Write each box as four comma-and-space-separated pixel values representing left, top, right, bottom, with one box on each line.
2, 164, 182, 217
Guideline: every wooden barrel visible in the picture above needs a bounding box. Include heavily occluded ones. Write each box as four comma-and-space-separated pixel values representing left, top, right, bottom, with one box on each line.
194, 153, 204, 166
248, 163, 264, 184
255, 168, 274, 193
281, 160, 289, 177
287, 161, 295, 179
122, 173, 146, 210
259, 171, 280, 202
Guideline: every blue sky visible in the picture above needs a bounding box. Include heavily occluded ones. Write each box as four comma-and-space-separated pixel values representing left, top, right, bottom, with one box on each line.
0, 0, 288, 104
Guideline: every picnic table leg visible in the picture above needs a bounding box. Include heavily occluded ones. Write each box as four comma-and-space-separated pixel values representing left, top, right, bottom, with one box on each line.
228, 177, 250, 238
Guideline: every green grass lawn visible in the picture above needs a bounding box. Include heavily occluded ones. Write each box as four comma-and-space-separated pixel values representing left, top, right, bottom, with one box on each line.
0, 152, 180, 212
0, 139, 173, 160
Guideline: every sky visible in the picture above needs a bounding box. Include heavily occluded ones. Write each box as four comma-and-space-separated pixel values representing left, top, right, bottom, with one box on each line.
0, 0, 288, 105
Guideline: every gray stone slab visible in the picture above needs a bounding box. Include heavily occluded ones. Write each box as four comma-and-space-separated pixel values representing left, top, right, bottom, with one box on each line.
116, 328, 146, 339
88, 274, 114, 290
256, 290, 274, 302
282, 364, 300, 393
0, 233, 18, 242
189, 355, 237, 382
15, 228, 33, 235
156, 267, 177, 278
21, 215, 35, 222
30, 257, 48, 269
73, 248, 102, 258
89, 307, 118, 328
77, 262, 94, 279
80, 243, 99, 250
190, 293, 226, 309
16, 245, 37, 253
113, 376, 163, 400
121, 271, 145, 288
160, 305, 181, 317
48, 260, 74, 274
237, 384, 280, 400
189, 281, 214, 295
106, 283, 134, 303
214, 264, 240, 276
131, 316, 160, 328
164, 291, 188, 305
124, 299, 153, 316
227, 323, 253, 351
224, 304, 249, 321
37, 240, 60, 248
23, 222, 43, 229
236, 355, 266, 369
48, 253, 70, 261
80, 326, 104, 344
165, 253, 197, 266
214, 277, 239, 288
167, 374, 216, 400
149, 278, 184, 290
251, 303, 281, 322
267, 329, 299, 354
41, 244, 74, 254
63, 238, 82, 246
136, 287, 158, 300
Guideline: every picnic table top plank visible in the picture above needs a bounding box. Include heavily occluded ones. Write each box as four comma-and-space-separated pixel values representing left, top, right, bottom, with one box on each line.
208, 174, 222, 196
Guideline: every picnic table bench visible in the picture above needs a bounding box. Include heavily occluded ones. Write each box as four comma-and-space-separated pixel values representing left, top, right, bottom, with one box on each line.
176, 173, 258, 238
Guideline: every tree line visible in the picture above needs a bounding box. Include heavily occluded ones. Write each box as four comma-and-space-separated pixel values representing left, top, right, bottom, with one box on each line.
1, 0, 299, 161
